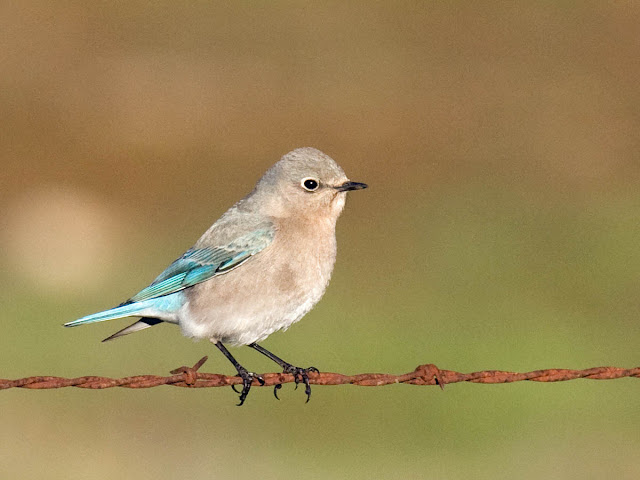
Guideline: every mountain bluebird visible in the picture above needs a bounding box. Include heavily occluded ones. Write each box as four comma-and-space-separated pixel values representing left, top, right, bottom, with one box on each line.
65, 147, 367, 405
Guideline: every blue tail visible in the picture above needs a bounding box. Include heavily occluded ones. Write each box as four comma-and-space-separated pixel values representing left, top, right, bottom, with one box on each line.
64, 300, 160, 327
66, 291, 184, 328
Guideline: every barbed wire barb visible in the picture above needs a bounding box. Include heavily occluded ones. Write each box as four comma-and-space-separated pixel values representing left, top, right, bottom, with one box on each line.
1, 357, 638, 391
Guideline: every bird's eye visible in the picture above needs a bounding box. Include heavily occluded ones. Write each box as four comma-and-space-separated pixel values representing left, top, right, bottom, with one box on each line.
301, 178, 319, 192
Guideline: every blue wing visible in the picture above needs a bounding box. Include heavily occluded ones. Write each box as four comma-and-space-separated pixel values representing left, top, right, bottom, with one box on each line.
124, 225, 275, 304
64, 220, 275, 330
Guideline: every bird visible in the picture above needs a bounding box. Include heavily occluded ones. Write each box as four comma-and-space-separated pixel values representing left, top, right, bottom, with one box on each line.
65, 147, 367, 405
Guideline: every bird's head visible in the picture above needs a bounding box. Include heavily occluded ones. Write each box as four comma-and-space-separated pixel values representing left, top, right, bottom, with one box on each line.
253, 147, 367, 220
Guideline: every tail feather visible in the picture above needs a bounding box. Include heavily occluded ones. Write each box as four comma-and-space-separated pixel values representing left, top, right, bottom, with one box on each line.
102, 317, 163, 342
64, 300, 158, 327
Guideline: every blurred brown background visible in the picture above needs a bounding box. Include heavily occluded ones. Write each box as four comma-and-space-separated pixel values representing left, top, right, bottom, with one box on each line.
1, 2, 639, 479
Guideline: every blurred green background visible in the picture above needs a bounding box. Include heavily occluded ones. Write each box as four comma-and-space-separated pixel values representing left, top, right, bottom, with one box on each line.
1, 2, 639, 479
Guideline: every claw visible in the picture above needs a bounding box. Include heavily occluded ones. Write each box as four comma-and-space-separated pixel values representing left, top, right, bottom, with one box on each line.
273, 383, 282, 400
279, 365, 318, 403
234, 369, 264, 406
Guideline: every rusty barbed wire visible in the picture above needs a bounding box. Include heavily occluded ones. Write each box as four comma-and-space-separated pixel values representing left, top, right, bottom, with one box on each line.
1, 357, 638, 391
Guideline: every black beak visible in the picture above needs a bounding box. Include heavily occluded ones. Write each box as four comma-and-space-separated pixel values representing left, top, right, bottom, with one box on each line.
335, 181, 368, 192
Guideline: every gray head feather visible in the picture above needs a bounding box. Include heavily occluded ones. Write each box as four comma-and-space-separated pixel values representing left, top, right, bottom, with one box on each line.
249, 147, 354, 218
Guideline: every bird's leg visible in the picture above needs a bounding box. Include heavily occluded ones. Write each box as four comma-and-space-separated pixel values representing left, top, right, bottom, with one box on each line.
248, 342, 318, 402
214, 341, 264, 406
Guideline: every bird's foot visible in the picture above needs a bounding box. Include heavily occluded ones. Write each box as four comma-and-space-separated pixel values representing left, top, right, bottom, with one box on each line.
273, 365, 319, 403
231, 367, 265, 406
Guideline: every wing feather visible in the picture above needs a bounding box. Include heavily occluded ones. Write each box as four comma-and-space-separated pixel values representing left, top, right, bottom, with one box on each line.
125, 224, 274, 304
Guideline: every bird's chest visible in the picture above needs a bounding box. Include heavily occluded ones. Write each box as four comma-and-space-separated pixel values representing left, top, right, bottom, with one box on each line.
267, 221, 337, 303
